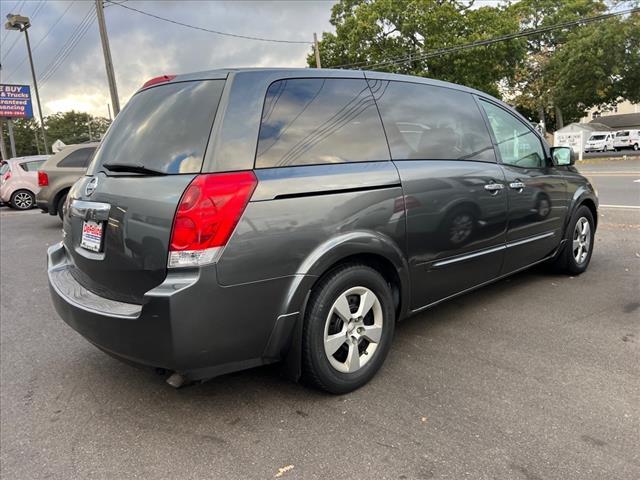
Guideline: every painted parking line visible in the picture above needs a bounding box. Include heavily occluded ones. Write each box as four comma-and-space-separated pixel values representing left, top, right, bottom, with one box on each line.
581, 172, 640, 176
600, 204, 640, 210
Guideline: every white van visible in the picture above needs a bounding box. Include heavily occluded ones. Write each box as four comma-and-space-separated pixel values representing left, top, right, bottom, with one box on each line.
613, 130, 640, 151
584, 132, 615, 153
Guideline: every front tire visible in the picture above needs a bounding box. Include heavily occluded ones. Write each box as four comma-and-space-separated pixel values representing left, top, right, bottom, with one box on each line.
551, 205, 595, 275
10, 190, 35, 210
302, 264, 395, 394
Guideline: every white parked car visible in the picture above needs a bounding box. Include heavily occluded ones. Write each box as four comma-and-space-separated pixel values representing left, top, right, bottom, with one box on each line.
613, 130, 640, 151
584, 132, 614, 153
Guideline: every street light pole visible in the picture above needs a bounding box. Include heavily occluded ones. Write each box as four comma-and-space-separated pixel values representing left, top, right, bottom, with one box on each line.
23, 27, 48, 154
5, 13, 49, 154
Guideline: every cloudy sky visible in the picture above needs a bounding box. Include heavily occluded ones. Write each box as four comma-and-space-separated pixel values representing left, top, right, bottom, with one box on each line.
1, 0, 337, 118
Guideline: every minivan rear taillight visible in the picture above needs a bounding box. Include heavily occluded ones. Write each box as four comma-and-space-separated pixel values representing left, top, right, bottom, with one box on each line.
38, 170, 49, 186
168, 171, 257, 268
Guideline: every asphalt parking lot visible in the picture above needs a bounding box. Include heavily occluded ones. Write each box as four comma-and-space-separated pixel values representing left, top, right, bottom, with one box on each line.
1, 161, 638, 480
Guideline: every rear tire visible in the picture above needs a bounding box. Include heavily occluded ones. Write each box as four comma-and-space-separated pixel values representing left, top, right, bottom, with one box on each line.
57, 193, 67, 221
551, 205, 595, 275
633, 143, 639, 151
10, 190, 35, 210
302, 264, 395, 394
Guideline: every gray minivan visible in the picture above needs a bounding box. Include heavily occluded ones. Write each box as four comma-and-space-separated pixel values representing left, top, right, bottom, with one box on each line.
48, 69, 598, 393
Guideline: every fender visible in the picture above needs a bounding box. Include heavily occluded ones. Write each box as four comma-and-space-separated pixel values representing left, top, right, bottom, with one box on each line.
269, 230, 411, 380
284, 229, 410, 319
564, 184, 599, 236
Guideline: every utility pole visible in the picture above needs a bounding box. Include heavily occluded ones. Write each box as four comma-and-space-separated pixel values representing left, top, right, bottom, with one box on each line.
0, 121, 8, 161
6, 120, 17, 158
313, 32, 321, 68
96, 0, 120, 116
34, 130, 41, 155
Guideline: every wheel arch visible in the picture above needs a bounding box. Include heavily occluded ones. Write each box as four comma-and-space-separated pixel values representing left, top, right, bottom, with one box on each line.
579, 197, 598, 229
52, 187, 71, 215
565, 184, 598, 235
10, 188, 35, 205
276, 231, 411, 381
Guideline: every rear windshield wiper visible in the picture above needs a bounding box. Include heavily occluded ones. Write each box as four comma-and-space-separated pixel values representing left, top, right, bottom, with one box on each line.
102, 162, 166, 175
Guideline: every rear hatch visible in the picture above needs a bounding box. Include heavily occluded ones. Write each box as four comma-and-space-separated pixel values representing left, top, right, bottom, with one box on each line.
63, 78, 226, 303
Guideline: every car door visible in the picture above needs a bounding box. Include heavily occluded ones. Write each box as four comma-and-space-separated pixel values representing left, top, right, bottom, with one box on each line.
478, 99, 569, 274
368, 76, 508, 310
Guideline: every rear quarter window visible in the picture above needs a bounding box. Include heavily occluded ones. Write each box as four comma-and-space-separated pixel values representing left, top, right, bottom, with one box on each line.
20, 160, 46, 172
90, 80, 225, 175
57, 147, 96, 168
369, 80, 495, 163
255, 78, 390, 168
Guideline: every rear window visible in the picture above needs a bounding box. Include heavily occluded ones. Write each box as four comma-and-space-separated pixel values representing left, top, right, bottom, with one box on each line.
57, 147, 96, 168
90, 80, 225, 175
255, 78, 390, 168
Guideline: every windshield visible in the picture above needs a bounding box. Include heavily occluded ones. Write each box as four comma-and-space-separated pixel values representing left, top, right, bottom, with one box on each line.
589, 135, 606, 141
89, 80, 225, 175
616, 131, 629, 137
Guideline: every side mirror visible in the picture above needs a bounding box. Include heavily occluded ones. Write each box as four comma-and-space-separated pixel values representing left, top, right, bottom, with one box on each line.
551, 146, 574, 166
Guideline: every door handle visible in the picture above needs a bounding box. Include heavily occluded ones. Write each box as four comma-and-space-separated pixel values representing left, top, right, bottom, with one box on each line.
509, 181, 526, 191
484, 182, 504, 193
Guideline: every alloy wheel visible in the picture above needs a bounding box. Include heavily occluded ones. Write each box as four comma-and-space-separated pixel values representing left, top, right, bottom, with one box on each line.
13, 192, 33, 209
323, 286, 383, 373
573, 217, 591, 265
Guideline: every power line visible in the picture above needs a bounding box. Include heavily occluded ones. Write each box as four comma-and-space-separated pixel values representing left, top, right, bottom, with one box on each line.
1, 0, 26, 46
332, 7, 640, 70
30, 0, 46, 21
39, 6, 97, 87
1, 0, 44, 63
104, 0, 312, 44
4, 0, 76, 82
40, 11, 97, 86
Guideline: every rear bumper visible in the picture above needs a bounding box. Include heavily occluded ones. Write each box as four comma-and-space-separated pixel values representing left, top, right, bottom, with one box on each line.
37, 200, 50, 213
47, 242, 301, 379
36, 190, 55, 214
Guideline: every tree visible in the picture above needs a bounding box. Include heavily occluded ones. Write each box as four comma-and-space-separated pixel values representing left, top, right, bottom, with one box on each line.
1, 111, 111, 158
309, 0, 640, 130
45, 110, 110, 147
308, 0, 526, 97
548, 13, 640, 124
1, 118, 42, 157
507, 0, 639, 129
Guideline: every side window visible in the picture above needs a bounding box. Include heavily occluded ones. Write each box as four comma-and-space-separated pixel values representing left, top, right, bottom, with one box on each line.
368, 80, 495, 162
57, 147, 96, 168
255, 78, 390, 168
19, 161, 44, 172
480, 101, 545, 168
28, 160, 45, 171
